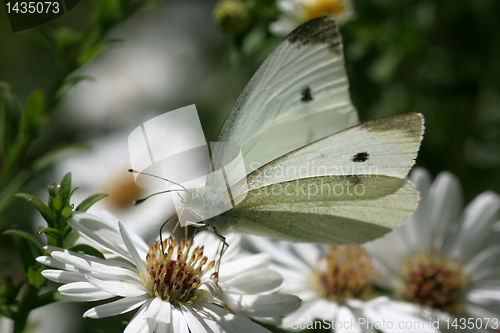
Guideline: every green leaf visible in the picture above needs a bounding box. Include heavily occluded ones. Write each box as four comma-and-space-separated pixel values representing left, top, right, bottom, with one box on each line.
69, 244, 105, 260
52, 197, 62, 212
95, 0, 122, 24
14, 194, 57, 227
38, 226, 62, 240
3, 229, 45, 256
60, 172, 72, 205
69, 187, 79, 201
62, 230, 79, 248
27, 266, 46, 289
76, 193, 108, 212
12, 236, 36, 273
61, 206, 73, 219
21, 89, 46, 134
0, 171, 30, 215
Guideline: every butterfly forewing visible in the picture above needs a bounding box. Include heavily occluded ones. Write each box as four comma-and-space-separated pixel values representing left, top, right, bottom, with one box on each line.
215, 17, 358, 173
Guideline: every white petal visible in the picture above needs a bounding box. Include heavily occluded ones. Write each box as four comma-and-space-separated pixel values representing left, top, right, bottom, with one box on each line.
172, 307, 189, 333
306, 298, 338, 321
36, 256, 78, 272
119, 221, 149, 283
222, 268, 283, 294
363, 301, 438, 333
86, 275, 148, 297
219, 253, 270, 281
243, 235, 309, 270
465, 245, 500, 279
196, 231, 241, 262
450, 192, 500, 262
335, 306, 360, 333
147, 297, 172, 325
465, 303, 500, 322
50, 250, 141, 282
269, 265, 311, 292
363, 230, 407, 278
281, 299, 324, 329
406, 168, 432, 250
180, 304, 211, 333
428, 172, 462, 248
100, 211, 150, 252
68, 216, 133, 261
124, 300, 156, 333
42, 270, 87, 284
289, 243, 323, 270
204, 280, 248, 319
156, 301, 172, 325
230, 293, 301, 317
83, 295, 149, 318
198, 303, 272, 333
58, 281, 115, 301
467, 288, 500, 302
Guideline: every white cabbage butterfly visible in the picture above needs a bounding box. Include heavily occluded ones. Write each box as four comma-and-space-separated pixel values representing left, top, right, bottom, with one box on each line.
177, 16, 424, 244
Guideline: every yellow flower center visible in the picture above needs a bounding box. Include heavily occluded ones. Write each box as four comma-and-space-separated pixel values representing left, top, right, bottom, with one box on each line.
103, 175, 144, 209
398, 250, 469, 314
312, 245, 378, 303
300, 0, 345, 23
143, 237, 216, 305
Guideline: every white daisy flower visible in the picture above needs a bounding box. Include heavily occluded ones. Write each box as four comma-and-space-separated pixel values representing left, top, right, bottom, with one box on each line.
37, 212, 301, 333
270, 0, 354, 35
364, 168, 500, 332
244, 236, 437, 332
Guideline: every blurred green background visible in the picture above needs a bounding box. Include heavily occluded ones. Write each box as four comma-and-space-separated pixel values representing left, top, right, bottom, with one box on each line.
1, 0, 500, 331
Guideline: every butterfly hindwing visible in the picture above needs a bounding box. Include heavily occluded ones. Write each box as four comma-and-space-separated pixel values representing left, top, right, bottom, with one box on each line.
229, 176, 417, 244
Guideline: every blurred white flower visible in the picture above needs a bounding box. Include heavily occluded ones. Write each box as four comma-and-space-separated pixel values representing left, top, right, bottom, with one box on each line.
60, 1, 215, 129
244, 236, 437, 332
270, 0, 354, 35
0, 302, 82, 333
364, 168, 500, 332
37, 212, 301, 333
53, 131, 175, 242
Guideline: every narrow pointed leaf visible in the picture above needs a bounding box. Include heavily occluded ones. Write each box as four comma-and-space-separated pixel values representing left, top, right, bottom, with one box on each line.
60, 173, 72, 205
69, 244, 106, 260
4, 229, 45, 255
76, 193, 108, 212
14, 194, 57, 227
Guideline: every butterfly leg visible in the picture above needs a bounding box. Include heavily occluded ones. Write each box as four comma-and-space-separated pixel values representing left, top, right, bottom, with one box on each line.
213, 228, 229, 283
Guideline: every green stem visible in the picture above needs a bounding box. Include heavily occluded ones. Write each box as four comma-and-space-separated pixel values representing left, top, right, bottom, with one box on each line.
12, 284, 40, 333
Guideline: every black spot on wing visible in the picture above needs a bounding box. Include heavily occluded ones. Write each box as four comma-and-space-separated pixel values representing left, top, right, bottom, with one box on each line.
352, 152, 369, 162
286, 16, 342, 54
301, 86, 313, 103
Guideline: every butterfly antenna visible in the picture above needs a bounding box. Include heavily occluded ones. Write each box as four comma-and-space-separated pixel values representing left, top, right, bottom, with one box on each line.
128, 169, 191, 193
134, 189, 186, 205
